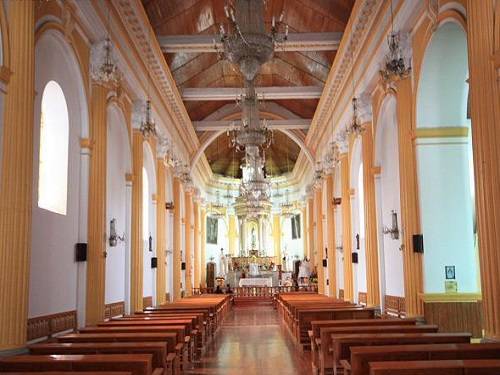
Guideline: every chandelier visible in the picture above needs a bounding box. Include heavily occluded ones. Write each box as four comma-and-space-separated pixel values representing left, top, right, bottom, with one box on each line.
217, 0, 289, 82
380, 1, 411, 81
91, 37, 121, 85
210, 190, 226, 219
323, 141, 340, 173
281, 190, 294, 218
140, 100, 157, 139
346, 97, 365, 136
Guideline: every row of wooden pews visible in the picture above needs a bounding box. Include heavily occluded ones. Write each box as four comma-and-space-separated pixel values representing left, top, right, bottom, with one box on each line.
0, 295, 231, 375
276, 292, 500, 375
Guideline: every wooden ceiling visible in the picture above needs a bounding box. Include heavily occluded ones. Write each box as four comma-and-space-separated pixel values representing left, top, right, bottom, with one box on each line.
142, 0, 355, 177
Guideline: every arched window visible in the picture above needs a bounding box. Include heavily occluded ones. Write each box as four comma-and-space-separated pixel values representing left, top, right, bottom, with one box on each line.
38, 81, 69, 215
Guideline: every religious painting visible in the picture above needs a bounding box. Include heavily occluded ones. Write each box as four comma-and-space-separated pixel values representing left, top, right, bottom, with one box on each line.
207, 217, 218, 244
291, 214, 301, 239
445, 265, 456, 280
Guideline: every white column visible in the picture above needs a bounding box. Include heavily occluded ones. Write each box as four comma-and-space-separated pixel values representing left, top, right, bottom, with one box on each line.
124, 179, 132, 314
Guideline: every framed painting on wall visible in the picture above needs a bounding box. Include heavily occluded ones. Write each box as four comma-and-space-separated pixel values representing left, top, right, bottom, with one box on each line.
207, 216, 218, 244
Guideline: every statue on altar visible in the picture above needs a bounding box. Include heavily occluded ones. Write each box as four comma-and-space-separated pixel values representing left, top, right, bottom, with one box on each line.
250, 227, 257, 250
298, 257, 312, 284
249, 254, 259, 276
218, 248, 228, 278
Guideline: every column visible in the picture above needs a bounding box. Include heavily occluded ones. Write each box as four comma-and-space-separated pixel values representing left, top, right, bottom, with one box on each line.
130, 130, 144, 312
85, 83, 108, 325
0, 0, 35, 350
172, 177, 182, 300
273, 214, 282, 264
362, 124, 381, 307
200, 208, 207, 287
315, 186, 325, 294
395, 77, 424, 317
184, 190, 193, 297
340, 154, 354, 301
301, 206, 308, 259
258, 216, 263, 254
467, 0, 500, 340
155, 160, 166, 306
307, 197, 315, 265
325, 174, 337, 297
193, 200, 200, 289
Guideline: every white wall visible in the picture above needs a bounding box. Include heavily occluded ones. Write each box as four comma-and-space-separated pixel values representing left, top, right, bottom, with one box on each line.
281, 213, 305, 270
29, 31, 88, 317
334, 165, 344, 294
165, 172, 174, 301
142, 143, 157, 301
105, 105, 130, 304
375, 96, 404, 297
205, 216, 228, 275
416, 22, 478, 293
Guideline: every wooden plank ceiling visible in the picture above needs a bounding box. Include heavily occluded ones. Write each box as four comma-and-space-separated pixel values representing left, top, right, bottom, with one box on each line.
142, 0, 354, 177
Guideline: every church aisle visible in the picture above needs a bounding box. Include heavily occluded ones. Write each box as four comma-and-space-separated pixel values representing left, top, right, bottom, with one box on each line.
187, 305, 312, 375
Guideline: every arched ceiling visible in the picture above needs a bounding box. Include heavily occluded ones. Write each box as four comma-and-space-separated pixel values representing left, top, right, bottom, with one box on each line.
142, 0, 355, 177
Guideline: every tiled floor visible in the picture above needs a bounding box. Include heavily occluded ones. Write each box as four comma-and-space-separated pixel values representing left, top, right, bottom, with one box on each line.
188, 305, 312, 375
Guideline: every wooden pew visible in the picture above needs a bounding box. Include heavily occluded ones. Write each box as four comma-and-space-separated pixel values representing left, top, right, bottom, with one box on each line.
28, 342, 176, 375
77, 326, 190, 371
331, 333, 473, 375
318, 324, 439, 375
56, 332, 179, 368
0, 354, 159, 375
368, 359, 500, 374
343, 343, 500, 375
0, 372, 131, 375
309, 318, 418, 374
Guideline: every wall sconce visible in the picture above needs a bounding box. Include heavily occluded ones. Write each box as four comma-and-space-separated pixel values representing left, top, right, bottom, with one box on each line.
165, 202, 174, 210
383, 210, 400, 240
109, 218, 125, 247
333, 197, 342, 206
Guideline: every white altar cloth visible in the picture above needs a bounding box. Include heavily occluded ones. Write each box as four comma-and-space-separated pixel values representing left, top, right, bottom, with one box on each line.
239, 277, 273, 287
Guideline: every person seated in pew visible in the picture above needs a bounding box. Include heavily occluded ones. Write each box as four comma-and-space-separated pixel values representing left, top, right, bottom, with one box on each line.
225, 284, 233, 294
215, 285, 223, 294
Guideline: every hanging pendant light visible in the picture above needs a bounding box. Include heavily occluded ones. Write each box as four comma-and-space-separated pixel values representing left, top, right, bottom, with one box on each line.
141, 20, 157, 138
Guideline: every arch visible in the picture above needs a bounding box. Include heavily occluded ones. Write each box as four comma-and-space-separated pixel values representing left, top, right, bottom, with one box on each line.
374, 94, 404, 299
30, 27, 89, 326
105, 103, 132, 309
415, 21, 478, 294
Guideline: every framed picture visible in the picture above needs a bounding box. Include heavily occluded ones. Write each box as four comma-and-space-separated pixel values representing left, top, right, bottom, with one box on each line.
445, 265, 455, 280
207, 216, 218, 244
291, 214, 301, 239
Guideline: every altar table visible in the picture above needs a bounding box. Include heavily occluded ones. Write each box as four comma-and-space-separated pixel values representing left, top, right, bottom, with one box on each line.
239, 277, 273, 287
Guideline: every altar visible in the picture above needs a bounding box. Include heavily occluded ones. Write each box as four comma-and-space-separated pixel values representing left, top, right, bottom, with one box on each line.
239, 277, 273, 287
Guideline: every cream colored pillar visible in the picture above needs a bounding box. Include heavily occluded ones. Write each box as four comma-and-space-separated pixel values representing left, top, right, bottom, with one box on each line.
193, 200, 200, 289
130, 130, 144, 312
85, 83, 108, 325
200, 208, 207, 287
301, 206, 308, 259
155, 160, 166, 306
325, 174, 337, 296
315, 186, 325, 294
467, 0, 500, 340
307, 197, 315, 265
340, 154, 354, 301
172, 177, 182, 300
228, 215, 238, 256
184, 190, 193, 297
362, 124, 381, 307
0, 0, 35, 350
273, 214, 282, 264
395, 77, 424, 317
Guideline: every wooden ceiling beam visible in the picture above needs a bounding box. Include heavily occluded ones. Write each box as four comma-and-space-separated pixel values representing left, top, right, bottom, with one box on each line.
193, 119, 311, 131
157, 32, 343, 53
182, 86, 323, 101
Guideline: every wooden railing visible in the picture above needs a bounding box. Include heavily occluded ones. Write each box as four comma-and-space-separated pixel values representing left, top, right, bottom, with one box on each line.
27, 310, 77, 341
384, 294, 406, 317
104, 301, 125, 319
192, 285, 318, 297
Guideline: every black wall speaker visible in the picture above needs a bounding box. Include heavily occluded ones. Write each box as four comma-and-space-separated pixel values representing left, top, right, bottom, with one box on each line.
322, 259, 327, 267
151, 257, 158, 269
75, 243, 87, 262
413, 234, 424, 253
352, 252, 358, 264
181, 262, 186, 270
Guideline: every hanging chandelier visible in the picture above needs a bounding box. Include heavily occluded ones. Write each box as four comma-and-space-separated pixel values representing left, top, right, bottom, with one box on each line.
281, 190, 294, 218
91, 37, 121, 85
140, 100, 156, 139
380, 1, 411, 81
217, 0, 289, 82
210, 190, 226, 219
323, 141, 340, 173
346, 97, 365, 136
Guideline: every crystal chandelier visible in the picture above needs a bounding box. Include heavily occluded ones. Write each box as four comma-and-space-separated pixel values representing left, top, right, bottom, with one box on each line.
140, 100, 157, 139
380, 1, 411, 81
281, 190, 294, 218
323, 141, 340, 173
346, 97, 365, 136
210, 190, 226, 219
313, 162, 324, 188
217, 0, 289, 82
91, 37, 121, 85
